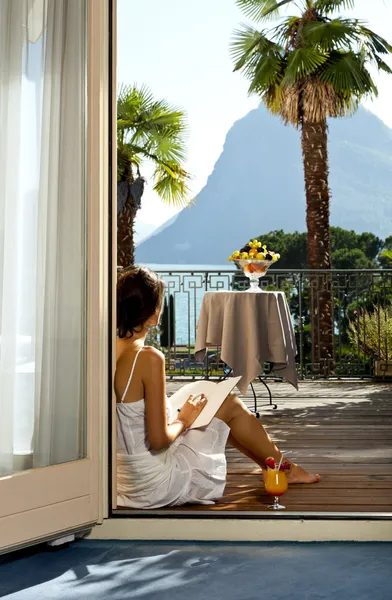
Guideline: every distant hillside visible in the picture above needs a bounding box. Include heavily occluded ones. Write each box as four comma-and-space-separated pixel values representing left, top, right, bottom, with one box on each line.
134, 222, 157, 246
136, 106, 392, 264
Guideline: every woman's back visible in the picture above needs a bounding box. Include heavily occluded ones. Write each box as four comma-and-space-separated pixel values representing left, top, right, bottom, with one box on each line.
116, 345, 170, 456
115, 340, 145, 405
117, 400, 151, 455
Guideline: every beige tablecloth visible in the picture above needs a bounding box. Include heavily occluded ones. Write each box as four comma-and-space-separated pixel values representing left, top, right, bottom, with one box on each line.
195, 291, 298, 395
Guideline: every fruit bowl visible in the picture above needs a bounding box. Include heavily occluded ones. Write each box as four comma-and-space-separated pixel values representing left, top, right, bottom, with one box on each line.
234, 259, 275, 292
228, 239, 280, 292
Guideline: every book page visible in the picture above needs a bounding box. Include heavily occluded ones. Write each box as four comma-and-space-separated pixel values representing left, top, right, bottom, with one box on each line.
168, 376, 241, 429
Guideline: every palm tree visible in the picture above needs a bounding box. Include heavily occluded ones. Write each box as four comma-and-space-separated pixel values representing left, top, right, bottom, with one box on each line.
232, 0, 392, 372
381, 250, 392, 264
117, 84, 190, 267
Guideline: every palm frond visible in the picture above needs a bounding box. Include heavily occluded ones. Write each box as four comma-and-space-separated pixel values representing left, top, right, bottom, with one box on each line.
117, 84, 156, 132
381, 250, 392, 263
314, 0, 354, 14
117, 84, 186, 136
122, 143, 179, 172
231, 25, 280, 69
144, 130, 188, 164
270, 16, 301, 46
117, 83, 155, 115
117, 142, 141, 181
236, 0, 295, 23
152, 164, 191, 207
262, 82, 284, 113
121, 143, 191, 206
248, 52, 286, 92
127, 115, 186, 152
119, 105, 185, 136
359, 26, 392, 55
302, 19, 360, 51
374, 55, 392, 75
319, 51, 377, 96
283, 47, 328, 83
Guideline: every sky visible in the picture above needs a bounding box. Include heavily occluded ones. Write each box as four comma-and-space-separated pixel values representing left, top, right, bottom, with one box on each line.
117, 0, 392, 235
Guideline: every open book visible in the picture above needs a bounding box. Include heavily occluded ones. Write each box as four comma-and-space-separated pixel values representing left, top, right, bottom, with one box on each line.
168, 376, 241, 429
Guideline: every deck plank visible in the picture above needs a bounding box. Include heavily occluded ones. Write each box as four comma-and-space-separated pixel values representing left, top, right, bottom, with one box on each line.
166, 381, 392, 514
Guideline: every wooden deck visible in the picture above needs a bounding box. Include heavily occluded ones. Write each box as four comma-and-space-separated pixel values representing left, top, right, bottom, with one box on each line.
165, 380, 392, 514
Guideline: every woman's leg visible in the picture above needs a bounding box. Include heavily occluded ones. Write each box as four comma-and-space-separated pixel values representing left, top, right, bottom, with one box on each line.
217, 394, 320, 484
227, 433, 265, 469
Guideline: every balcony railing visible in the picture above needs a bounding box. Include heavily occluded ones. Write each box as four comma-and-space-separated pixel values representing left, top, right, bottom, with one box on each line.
150, 268, 392, 380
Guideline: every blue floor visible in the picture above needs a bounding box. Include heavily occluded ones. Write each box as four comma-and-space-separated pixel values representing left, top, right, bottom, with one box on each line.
1, 540, 392, 600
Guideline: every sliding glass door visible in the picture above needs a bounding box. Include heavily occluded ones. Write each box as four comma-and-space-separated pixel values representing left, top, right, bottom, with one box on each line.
0, 0, 113, 552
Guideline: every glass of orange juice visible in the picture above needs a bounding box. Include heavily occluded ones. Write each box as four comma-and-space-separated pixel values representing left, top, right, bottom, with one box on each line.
265, 467, 288, 510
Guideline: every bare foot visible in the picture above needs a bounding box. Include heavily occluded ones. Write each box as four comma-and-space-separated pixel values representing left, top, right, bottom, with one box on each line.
286, 464, 320, 484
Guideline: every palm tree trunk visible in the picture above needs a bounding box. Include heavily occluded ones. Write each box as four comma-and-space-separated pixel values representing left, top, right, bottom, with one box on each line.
117, 184, 136, 268
301, 119, 334, 374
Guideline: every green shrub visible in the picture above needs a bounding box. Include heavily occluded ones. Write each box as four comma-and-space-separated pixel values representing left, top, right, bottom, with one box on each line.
348, 307, 392, 361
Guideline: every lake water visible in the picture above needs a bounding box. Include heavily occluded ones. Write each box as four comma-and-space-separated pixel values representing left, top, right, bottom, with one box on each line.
146, 263, 237, 346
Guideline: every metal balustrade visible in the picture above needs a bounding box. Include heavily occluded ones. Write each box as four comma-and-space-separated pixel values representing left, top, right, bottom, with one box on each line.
147, 268, 392, 380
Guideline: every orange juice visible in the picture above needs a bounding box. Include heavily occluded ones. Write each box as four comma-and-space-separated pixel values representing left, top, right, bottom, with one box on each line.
265, 469, 288, 497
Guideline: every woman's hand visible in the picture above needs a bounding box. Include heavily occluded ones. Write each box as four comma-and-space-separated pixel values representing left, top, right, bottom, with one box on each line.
177, 394, 208, 429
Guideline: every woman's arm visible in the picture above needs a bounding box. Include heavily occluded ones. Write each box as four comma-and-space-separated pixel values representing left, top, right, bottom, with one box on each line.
143, 348, 207, 451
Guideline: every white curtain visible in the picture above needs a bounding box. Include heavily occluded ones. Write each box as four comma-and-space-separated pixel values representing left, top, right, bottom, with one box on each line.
0, 0, 87, 476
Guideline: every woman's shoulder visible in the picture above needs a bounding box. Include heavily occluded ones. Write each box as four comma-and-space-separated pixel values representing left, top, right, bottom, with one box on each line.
116, 344, 163, 362
115, 346, 164, 385
140, 346, 165, 364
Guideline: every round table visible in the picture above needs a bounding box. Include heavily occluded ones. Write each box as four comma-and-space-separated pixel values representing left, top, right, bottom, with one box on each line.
195, 290, 298, 413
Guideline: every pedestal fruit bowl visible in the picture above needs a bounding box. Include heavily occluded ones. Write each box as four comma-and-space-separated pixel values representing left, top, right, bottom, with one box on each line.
228, 240, 280, 292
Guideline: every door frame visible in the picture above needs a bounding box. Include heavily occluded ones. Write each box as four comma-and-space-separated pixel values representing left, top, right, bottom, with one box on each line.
108, 0, 118, 516
0, 0, 113, 553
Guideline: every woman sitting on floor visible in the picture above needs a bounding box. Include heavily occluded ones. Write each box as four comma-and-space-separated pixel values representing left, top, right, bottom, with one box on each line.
116, 266, 320, 509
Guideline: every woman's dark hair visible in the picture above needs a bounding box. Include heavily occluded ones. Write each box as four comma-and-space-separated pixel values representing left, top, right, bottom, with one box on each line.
117, 266, 164, 338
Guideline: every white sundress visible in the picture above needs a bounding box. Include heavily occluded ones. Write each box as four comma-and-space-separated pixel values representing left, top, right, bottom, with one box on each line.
116, 348, 230, 509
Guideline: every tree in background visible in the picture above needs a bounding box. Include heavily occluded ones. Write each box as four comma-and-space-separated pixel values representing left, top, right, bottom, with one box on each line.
117, 85, 191, 267
251, 228, 391, 373
255, 227, 383, 269
160, 295, 175, 348
379, 236, 392, 267
256, 230, 308, 268
232, 0, 392, 372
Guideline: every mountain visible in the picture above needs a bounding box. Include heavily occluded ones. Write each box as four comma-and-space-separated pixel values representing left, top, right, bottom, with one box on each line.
136, 105, 392, 264
134, 222, 157, 246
